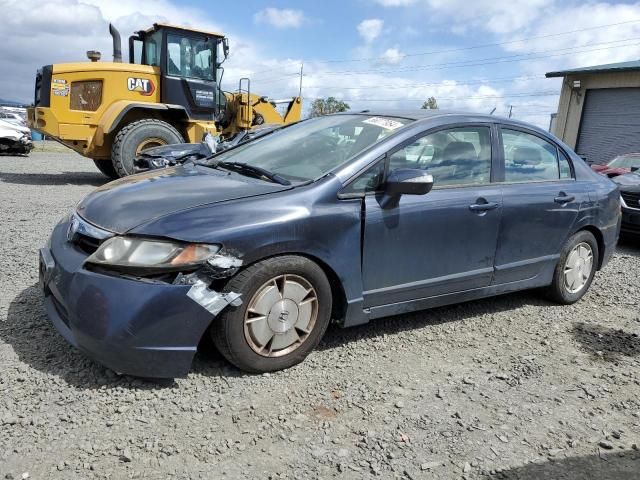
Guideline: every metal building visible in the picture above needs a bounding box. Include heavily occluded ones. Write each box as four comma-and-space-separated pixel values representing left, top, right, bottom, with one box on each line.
546, 60, 640, 165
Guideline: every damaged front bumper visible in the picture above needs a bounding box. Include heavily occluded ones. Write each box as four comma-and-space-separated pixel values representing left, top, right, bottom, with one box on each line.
39, 217, 239, 378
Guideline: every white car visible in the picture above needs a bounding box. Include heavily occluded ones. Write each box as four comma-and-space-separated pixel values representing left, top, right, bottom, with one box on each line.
0, 118, 33, 155
0, 110, 27, 127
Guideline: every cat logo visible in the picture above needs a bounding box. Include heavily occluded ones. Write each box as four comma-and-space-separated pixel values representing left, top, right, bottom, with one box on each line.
127, 77, 155, 96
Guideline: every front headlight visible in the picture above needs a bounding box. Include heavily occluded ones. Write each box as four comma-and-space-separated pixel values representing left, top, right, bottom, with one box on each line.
86, 237, 219, 272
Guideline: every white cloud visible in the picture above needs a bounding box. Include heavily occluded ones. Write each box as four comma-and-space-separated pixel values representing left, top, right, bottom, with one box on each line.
253, 8, 306, 29
357, 18, 384, 43
379, 47, 405, 64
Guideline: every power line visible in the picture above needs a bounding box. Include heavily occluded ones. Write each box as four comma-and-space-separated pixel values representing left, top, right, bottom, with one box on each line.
304, 37, 640, 76
304, 91, 559, 102
252, 38, 640, 84
250, 18, 640, 73
304, 75, 546, 90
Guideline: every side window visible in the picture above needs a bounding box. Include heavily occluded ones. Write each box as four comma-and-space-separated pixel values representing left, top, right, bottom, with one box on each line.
502, 129, 560, 182
167, 34, 214, 80
559, 150, 573, 179
389, 126, 492, 187
144, 30, 162, 67
341, 161, 385, 196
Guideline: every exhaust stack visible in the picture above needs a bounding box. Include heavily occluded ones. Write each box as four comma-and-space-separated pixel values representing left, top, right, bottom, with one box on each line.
109, 23, 122, 63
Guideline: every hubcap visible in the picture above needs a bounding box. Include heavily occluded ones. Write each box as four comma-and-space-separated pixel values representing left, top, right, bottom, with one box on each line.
135, 137, 167, 155
244, 274, 318, 357
563, 242, 594, 294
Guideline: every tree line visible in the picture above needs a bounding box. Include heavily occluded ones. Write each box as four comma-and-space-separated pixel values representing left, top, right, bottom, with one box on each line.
309, 96, 438, 117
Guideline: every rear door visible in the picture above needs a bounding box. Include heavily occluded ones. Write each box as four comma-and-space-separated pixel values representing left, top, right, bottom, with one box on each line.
360, 124, 503, 308
493, 127, 587, 284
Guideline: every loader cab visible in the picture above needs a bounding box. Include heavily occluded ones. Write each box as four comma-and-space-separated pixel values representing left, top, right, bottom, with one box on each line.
128, 23, 229, 121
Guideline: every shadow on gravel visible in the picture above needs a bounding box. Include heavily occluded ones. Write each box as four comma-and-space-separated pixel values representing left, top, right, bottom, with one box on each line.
0, 171, 106, 187
572, 322, 640, 363
318, 290, 549, 351
481, 449, 640, 479
5, 283, 554, 384
3, 284, 178, 390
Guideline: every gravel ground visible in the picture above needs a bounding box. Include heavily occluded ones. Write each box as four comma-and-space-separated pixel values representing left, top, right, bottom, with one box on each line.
1, 151, 639, 480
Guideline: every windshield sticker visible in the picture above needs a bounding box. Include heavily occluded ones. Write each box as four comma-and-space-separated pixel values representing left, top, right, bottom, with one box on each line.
362, 117, 404, 130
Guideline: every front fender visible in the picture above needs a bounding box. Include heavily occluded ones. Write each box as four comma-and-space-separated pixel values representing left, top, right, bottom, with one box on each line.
94, 101, 188, 146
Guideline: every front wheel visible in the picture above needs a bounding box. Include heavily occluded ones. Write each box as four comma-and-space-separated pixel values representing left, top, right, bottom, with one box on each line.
546, 230, 599, 304
111, 119, 183, 177
211, 256, 333, 373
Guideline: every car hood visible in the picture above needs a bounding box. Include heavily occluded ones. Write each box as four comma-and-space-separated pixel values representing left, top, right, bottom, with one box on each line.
76, 164, 292, 233
611, 172, 640, 191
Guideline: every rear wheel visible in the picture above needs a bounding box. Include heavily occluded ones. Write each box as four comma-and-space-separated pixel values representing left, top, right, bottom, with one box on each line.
211, 256, 332, 373
546, 230, 598, 304
92, 159, 119, 179
111, 119, 183, 177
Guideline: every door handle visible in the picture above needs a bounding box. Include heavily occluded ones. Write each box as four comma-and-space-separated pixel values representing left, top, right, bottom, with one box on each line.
469, 201, 499, 212
554, 195, 575, 204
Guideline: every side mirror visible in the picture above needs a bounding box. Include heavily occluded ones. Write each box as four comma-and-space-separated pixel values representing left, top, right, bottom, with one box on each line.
223, 38, 230, 59
380, 169, 433, 209
385, 169, 434, 196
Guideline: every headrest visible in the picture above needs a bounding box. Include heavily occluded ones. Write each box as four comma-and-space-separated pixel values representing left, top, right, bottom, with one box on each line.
442, 141, 477, 161
513, 146, 542, 165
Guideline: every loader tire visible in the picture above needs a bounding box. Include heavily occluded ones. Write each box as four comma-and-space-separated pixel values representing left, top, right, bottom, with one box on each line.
92, 159, 119, 179
111, 119, 183, 177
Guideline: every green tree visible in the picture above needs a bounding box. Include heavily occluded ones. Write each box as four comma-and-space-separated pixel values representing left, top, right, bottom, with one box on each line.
309, 97, 350, 117
421, 96, 438, 110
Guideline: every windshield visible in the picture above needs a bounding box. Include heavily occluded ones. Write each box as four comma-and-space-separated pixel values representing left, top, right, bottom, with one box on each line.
609, 154, 640, 168
212, 115, 411, 182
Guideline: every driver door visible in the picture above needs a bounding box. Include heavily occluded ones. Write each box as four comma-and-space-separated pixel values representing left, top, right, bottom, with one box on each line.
361, 125, 502, 309
162, 32, 217, 121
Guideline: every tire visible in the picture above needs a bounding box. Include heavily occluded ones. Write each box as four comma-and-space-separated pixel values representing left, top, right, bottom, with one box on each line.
93, 159, 119, 179
211, 255, 333, 373
546, 230, 599, 304
111, 119, 183, 177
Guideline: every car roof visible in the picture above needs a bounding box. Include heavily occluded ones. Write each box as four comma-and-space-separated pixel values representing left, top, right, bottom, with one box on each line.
338, 109, 550, 134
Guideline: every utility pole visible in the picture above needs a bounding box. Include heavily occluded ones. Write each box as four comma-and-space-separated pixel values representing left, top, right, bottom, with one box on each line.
298, 62, 304, 98
508, 105, 513, 118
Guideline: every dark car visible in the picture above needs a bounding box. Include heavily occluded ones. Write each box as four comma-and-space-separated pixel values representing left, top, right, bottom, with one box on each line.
591, 153, 640, 178
39, 111, 621, 377
612, 172, 640, 236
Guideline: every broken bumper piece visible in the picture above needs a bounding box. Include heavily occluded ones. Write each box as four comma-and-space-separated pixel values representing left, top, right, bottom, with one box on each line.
187, 281, 242, 315
40, 219, 235, 378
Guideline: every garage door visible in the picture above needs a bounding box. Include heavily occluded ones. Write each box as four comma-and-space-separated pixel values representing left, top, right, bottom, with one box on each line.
575, 87, 640, 165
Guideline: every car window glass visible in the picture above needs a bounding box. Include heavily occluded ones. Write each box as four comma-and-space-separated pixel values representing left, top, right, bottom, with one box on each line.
610, 155, 640, 168
214, 115, 411, 183
559, 150, 572, 179
144, 30, 162, 67
389, 126, 491, 187
167, 34, 214, 80
341, 160, 385, 195
502, 129, 559, 182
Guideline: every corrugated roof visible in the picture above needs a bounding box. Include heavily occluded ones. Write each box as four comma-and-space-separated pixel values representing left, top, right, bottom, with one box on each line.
546, 59, 640, 78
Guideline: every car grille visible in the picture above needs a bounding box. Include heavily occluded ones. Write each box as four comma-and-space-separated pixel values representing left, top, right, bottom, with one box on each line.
621, 191, 640, 210
73, 232, 102, 255
67, 213, 114, 255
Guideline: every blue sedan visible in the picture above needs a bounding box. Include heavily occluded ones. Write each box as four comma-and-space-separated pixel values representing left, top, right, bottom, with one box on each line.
39, 111, 621, 376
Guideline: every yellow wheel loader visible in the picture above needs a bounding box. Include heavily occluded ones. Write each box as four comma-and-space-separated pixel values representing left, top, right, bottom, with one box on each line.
27, 23, 301, 178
